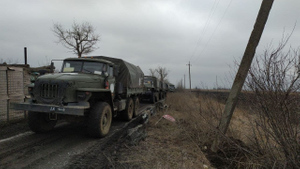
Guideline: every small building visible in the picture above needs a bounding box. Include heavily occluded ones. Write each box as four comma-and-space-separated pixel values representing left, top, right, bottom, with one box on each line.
0, 64, 53, 124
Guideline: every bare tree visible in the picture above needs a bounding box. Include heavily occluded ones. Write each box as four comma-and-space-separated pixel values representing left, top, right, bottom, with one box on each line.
155, 66, 169, 82
0, 58, 19, 65
149, 66, 169, 82
176, 79, 184, 91
149, 68, 156, 77
53, 21, 100, 58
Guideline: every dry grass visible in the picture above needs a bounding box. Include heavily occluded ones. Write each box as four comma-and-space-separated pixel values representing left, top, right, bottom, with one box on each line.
116, 92, 260, 168
117, 92, 214, 169
116, 91, 297, 168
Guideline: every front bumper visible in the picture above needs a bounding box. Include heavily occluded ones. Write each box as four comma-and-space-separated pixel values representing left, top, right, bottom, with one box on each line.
10, 102, 90, 116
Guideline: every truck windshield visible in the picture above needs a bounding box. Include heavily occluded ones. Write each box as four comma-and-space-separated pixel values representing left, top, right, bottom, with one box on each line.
144, 77, 153, 87
62, 61, 106, 74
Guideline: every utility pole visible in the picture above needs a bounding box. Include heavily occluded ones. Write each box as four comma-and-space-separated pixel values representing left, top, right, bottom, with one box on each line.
181, 79, 183, 89
183, 74, 185, 89
187, 61, 192, 90
211, 0, 274, 152
216, 76, 218, 90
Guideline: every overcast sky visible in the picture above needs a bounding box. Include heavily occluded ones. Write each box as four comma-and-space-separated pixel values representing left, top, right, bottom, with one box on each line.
1, 0, 300, 88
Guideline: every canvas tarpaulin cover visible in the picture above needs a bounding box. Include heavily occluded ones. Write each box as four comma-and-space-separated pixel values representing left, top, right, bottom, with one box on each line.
91, 56, 144, 89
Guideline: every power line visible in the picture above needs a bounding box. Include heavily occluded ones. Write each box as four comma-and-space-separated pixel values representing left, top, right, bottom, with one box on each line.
189, 0, 220, 62
192, 0, 234, 63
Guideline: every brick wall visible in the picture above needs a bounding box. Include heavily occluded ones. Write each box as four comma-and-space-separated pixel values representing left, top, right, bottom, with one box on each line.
0, 66, 30, 123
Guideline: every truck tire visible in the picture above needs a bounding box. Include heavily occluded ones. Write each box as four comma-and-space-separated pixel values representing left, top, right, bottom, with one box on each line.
122, 98, 134, 121
28, 111, 57, 133
133, 97, 140, 117
88, 102, 112, 138
159, 92, 163, 100
150, 93, 156, 104
162, 92, 165, 99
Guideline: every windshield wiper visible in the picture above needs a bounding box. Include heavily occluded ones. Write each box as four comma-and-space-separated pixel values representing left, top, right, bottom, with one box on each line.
83, 68, 93, 74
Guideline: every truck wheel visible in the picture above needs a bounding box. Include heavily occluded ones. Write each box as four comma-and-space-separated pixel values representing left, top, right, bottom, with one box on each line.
88, 102, 112, 138
122, 98, 134, 121
133, 97, 140, 117
150, 93, 156, 103
162, 93, 165, 99
28, 111, 57, 133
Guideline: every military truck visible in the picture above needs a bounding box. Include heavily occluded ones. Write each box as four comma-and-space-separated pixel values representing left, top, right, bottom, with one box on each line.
141, 76, 162, 103
11, 56, 144, 138
168, 83, 175, 92
160, 81, 169, 99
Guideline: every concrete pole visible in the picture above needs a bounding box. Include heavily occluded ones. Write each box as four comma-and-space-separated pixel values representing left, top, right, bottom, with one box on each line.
184, 74, 186, 89
211, 0, 274, 152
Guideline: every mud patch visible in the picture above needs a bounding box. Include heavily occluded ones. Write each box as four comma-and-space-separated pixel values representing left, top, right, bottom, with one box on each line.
0, 120, 29, 140
67, 113, 149, 169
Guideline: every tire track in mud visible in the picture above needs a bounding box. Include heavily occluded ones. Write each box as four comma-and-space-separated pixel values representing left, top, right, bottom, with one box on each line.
0, 104, 153, 169
0, 123, 89, 169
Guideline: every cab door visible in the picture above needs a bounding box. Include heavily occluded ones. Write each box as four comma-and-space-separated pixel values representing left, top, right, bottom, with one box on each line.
107, 65, 116, 99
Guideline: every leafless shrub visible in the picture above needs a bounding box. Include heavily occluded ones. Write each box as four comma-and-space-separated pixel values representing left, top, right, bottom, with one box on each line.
0, 58, 19, 64
245, 36, 300, 168
169, 92, 255, 168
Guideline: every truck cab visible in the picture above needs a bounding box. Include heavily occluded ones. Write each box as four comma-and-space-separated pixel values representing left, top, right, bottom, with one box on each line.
141, 76, 160, 103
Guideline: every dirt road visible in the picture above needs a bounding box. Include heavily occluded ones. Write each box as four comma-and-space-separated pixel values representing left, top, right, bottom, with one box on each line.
0, 104, 153, 169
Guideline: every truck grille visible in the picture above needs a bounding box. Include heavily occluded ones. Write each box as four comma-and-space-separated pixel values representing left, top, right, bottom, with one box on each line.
40, 84, 59, 98
33, 80, 69, 105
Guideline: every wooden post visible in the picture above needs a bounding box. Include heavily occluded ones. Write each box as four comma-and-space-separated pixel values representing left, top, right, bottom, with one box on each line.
211, 0, 274, 152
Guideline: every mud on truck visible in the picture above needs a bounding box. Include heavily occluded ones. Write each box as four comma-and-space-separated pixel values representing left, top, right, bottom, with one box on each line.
11, 56, 144, 138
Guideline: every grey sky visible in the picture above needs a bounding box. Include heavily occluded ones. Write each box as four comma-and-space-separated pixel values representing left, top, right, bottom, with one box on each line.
1, 0, 300, 88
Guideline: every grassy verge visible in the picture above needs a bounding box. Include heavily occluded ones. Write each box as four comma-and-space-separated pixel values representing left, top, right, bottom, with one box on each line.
115, 91, 299, 168
116, 92, 213, 168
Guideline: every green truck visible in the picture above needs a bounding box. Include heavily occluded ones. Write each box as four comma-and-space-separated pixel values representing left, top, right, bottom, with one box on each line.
141, 76, 168, 103
168, 83, 175, 92
11, 56, 144, 138
141, 76, 160, 103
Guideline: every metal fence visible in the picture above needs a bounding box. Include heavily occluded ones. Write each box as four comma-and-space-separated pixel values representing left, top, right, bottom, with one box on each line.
0, 66, 29, 124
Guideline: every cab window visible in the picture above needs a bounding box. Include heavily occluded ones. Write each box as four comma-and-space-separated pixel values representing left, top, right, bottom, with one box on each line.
82, 62, 104, 73
62, 61, 82, 72
108, 66, 113, 77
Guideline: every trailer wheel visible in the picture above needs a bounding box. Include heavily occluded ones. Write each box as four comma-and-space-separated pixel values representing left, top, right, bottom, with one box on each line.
122, 98, 134, 121
133, 97, 140, 117
88, 102, 112, 138
28, 111, 57, 133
